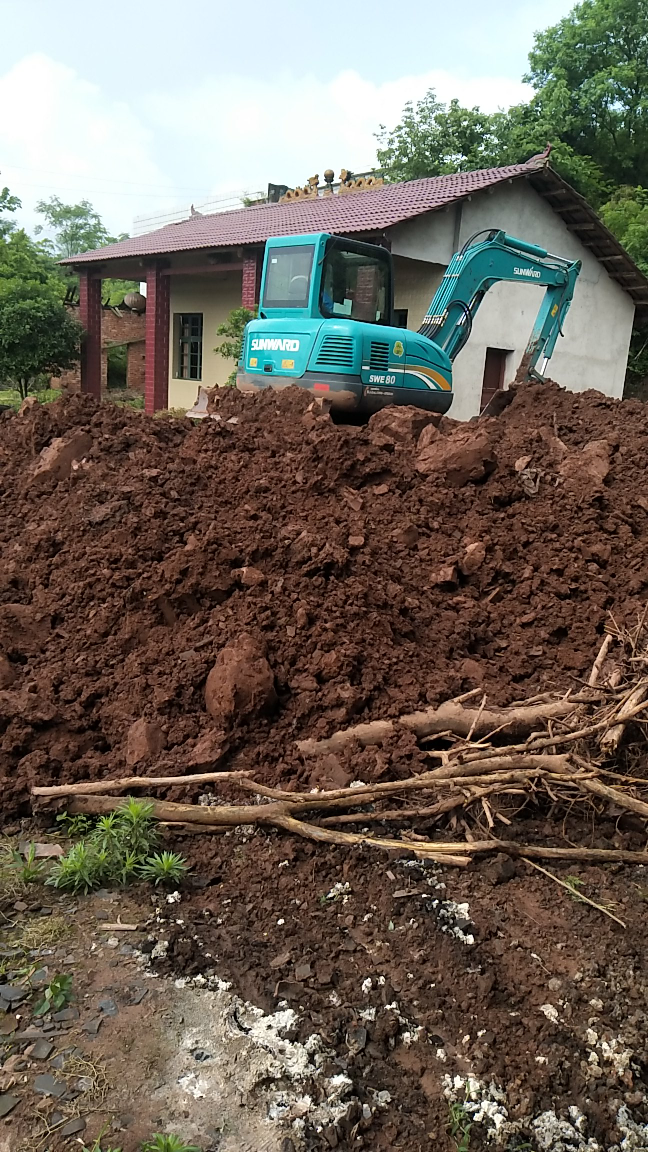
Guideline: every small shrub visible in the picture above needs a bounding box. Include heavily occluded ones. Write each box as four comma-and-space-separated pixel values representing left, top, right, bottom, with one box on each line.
141, 1135, 200, 1152
33, 972, 73, 1016
139, 852, 189, 887
11, 842, 46, 883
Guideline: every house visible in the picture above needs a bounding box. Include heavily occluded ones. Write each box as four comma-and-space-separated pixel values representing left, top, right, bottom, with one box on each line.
63, 152, 648, 419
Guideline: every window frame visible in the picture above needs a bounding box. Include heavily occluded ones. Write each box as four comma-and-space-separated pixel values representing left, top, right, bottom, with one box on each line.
261, 243, 316, 310
174, 312, 203, 381
319, 236, 393, 327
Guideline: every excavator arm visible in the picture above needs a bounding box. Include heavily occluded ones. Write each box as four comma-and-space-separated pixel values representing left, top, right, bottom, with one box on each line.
419, 229, 581, 379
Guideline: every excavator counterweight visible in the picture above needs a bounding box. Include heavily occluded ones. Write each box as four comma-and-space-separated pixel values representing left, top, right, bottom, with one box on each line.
234, 228, 581, 416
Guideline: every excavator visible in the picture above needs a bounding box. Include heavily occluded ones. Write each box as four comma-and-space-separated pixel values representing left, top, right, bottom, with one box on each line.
235, 229, 581, 416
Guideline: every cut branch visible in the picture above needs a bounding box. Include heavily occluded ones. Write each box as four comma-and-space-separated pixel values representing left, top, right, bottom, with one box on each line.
32, 770, 253, 799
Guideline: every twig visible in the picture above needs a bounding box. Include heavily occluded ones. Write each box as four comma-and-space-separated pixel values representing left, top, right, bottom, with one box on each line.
579, 777, 648, 819
524, 858, 626, 928
32, 769, 253, 798
588, 634, 613, 687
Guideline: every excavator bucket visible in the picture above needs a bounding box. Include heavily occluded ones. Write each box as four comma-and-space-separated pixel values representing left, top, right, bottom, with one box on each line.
185, 387, 211, 419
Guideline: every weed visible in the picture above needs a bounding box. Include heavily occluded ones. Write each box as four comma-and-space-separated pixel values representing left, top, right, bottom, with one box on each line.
56, 812, 94, 838
564, 875, 586, 902
141, 1135, 201, 1152
33, 972, 73, 1016
10, 842, 46, 884
139, 852, 189, 887
46, 798, 187, 894
448, 1101, 473, 1152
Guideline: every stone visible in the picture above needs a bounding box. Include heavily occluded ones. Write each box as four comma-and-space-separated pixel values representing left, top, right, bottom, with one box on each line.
82, 1018, 103, 1036
98, 997, 118, 1017
0, 1095, 19, 1118
27, 1039, 55, 1060
294, 962, 312, 982
459, 541, 487, 576
34, 1074, 66, 1098
270, 952, 292, 971
0, 983, 28, 1003
0, 1014, 17, 1035
188, 729, 227, 767
128, 988, 148, 1005
29, 430, 93, 488
0, 654, 16, 688
559, 439, 611, 492
417, 425, 498, 487
125, 719, 166, 766
368, 405, 441, 446
61, 1117, 86, 1137
12, 900, 27, 912
205, 633, 276, 726
232, 566, 266, 587
430, 563, 458, 588
348, 535, 365, 548
53, 1007, 79, 1022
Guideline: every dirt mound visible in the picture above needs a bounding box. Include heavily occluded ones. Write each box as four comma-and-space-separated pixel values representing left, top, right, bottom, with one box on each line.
1, 382, 648, 812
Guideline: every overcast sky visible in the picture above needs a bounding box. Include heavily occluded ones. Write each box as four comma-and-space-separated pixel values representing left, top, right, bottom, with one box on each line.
0, 0, 575, 238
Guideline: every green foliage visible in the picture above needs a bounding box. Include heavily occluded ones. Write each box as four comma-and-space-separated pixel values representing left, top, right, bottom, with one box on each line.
56, 812, 94, 838
600, 185, 648, 274
33, 972, 73, 1016
376, 91, 503, 182
0, 186, 21, 240
10, 842, 46, 884
139, 852, 189, 887
141, 1135, 200, 1152
0, 286, 82, 398
47, 798, 187, 893
447, 1101, 473, 1152
214, 306, 257, 384
34, 196, 128, 259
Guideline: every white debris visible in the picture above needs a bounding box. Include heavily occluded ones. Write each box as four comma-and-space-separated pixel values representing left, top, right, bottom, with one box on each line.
431, 898, 475, 945
615, 1103, 648, 1150
540, 1003, 560, 1023
325, 881, 351, 903
151, 939, 169, 960
532, 1108, 602, 1151
359, 1007, 376, 1022
443, 1074, 509, 1136
361, 978, 373, 995
600, 1037, 633, 1078
178, 1072, 207, 1100
589, 998, 604, 1011
166, 891, 181, 904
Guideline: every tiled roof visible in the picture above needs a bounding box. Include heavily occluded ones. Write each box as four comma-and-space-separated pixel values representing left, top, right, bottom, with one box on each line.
64, 155, 549, 265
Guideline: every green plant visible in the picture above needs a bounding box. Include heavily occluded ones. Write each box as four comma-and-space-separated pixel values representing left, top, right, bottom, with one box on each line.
564, 875, 586, 902
141, 1134, 200, 1152
448, 1101, 473, 1152
56, 812, 93, 838
214, 305, 257, 384
139, 852, 189, 887
33, 972, 73, 1016
46, 798, 188, 894
10, 842, 46, 883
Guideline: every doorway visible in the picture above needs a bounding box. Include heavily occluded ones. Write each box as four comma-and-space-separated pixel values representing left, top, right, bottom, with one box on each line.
480, 347, 511, 411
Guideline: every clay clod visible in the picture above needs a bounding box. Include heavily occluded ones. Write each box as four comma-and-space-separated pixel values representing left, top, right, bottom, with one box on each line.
205, 633, 276, 726
29, 430, 93, 487
125, 719, 167, 767
416, 424, 498, 486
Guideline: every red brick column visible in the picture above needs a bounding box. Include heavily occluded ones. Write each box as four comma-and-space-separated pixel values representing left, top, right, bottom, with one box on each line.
242, 251, 258, 309
145, 265, 170, 414
78, 272, 102, 399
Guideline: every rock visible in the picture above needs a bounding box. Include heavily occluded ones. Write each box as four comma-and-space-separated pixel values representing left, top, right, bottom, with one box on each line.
61, 1118, 86, 1137
18, 396, 39, 414
128, 988, 148, 1005
188, 730, 227, 767
29, 430, 93, 487
0, 1095, 19, 1118
392, 523, 418, 549
430, 563, 458, 588
294, 962, 312, 982
417, 425, 498, 486
459, 541, 487, 576
82, 1018, 103, 1036
0, 654, 15, 688
34, 1073, 66, 1097
368, 405, 441, 446
125, 719, 166, 766
204, 633, 276, 726
98, 997, 118, 1017
232, 566, 266, 587
348, 535, 365, 548
417, 422, 443, 453
560, 439, 611, 492
270, 952, 292, 970
52, 1007, 78, 1021
26, 1039, 54, 1060
0, 1015, 17, 1035
0, 983, 29, 1003
488, 853, 518, 885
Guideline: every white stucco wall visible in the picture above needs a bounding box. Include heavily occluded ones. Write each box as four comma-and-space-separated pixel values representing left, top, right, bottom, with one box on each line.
389, 181, 635, 420
392, 254, 445, 330
167, 271, 242, 409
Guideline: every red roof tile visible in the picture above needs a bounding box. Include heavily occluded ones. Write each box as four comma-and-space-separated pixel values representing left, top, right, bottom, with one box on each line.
64, 156, 548, 265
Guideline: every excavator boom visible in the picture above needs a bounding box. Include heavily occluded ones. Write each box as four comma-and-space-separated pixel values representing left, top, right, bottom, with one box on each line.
419, 229, 581, 379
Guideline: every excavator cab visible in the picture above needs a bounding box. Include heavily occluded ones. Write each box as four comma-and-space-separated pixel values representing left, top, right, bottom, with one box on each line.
236, 229, 581, 416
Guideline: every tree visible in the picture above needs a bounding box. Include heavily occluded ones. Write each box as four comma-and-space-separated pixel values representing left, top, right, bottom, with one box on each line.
0, 287, 81, 399
0, 187, 82, 399
214, 306, 257, 384
599, 185, 648, 274
34, 196, 127, 258
376, 91, 504, 182
525, 0, 648, 189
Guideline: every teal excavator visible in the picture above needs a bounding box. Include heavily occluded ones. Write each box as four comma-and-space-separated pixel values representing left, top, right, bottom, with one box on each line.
236, 229, 581, 415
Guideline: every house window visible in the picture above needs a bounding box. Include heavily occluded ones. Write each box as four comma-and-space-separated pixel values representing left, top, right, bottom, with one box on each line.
480, 347, 511, 411
393, 308, 409, 328
175, 313, 203, 380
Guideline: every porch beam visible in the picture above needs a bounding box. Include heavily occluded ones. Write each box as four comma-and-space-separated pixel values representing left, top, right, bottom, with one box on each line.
145, 264, 170, 414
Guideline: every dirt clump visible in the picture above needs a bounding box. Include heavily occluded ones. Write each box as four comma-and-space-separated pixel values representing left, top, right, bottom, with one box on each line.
204, 631, 277, 726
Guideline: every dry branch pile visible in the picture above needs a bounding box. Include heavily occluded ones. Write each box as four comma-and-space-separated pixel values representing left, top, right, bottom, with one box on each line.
33, 619, 648, 887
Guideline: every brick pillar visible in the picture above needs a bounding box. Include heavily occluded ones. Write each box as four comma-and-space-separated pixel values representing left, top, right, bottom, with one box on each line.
145, 265, 170, 414
242, 251, 258, 309
78, 272, 102, 399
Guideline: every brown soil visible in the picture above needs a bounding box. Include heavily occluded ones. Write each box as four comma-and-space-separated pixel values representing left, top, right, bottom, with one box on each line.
2, 383, 648, 1149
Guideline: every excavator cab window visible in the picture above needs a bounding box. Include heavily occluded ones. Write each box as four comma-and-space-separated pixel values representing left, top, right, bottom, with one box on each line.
319, 238, 391, 325
262, 243, 315, 309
